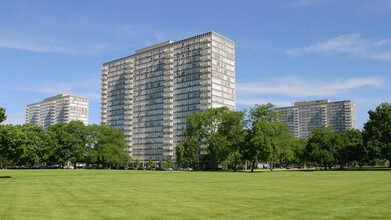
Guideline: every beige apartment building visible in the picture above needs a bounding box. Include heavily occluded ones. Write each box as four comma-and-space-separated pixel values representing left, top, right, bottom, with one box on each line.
276, 99, 357, 139
26, 94, 89, 130
101, 31, 236, 163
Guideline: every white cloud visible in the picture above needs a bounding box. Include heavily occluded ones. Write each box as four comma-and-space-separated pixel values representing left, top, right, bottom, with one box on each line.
286, 34, 391, 61
237, 76, 385, 98
288, 0, 333, 7
0, 30, 108, 55
10, 78, 101, 101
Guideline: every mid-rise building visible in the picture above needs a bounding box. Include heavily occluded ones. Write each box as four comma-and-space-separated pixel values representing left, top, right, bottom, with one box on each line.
26, 94, 89, 130
101, 31, 235, 163
276, 99, 357, 139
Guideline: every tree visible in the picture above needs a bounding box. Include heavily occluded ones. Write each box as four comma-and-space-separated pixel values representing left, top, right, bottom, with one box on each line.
306, 126, 336, 170
89, 125, 131, 169
245, 118, 275, 172
166, 159, 174, 168
219, 110, 246, 171
135, 159, 140, 168
20, 124, 51, 166
341, 129, 366, 169
0, 125, 26, 168
159, 160, 163, 168
275, 123, 295, 167
0, 107, 6, 123
363, 102, 391, 167
292, 138, 308, 168
147, 160, 155, 168
176, 137, 200, 168
243, 103, 282, 172
48, 121, 89, 168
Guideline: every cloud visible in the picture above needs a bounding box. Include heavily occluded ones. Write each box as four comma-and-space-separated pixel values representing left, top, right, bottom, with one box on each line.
0, 31, 108, 55
288, 0, 333, 7
286, 34, 391, 61
10, 77, 101, 101
237, 76, 385, 98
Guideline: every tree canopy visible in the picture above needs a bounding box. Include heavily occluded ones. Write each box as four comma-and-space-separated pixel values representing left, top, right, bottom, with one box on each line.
0, 107, 6, 123
363, 102, 391, 167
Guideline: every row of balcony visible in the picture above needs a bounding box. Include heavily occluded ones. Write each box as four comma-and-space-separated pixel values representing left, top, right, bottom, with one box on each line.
164, 75, 174, 82
200, 61, 212, 67
164, 58, 174, 64
200, 49, 211, 55
201, 55, 212, 61
164, 64, 174, 70
201, 67, 212, 73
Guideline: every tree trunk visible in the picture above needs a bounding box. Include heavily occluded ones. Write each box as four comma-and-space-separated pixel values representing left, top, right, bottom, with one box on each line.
270, 162, 273, 171
388, 159, 391, 167
251, 159, 255, 172
324, 164, 327, 170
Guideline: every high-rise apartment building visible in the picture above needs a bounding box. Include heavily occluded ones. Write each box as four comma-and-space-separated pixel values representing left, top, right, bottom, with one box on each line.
276, 99, 357, 139
26, 94, 89, 130
101, 31, 235, 163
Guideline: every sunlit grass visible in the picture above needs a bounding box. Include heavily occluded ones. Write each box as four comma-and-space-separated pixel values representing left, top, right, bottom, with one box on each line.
0, 168, 390, 219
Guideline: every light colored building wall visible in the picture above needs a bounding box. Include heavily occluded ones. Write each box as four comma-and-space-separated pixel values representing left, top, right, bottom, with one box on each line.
276, 100, 357, 139
101, 31, 235, 163
26, 94, 89, 130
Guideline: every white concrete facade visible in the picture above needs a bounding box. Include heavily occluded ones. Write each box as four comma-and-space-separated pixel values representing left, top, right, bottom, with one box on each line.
101, 31, 235, 162
26, 94, 89, 130
276, 99, 357, 139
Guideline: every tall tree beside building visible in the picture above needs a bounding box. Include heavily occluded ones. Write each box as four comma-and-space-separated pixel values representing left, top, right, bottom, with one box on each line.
363, 102, 391, 167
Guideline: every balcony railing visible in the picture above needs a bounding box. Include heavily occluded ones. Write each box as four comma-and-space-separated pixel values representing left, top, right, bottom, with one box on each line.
200, 61, 212, 67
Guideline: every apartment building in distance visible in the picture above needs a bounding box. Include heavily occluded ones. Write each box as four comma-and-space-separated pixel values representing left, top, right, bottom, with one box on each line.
26, 94, 89, 130
276, 99, 357, 139
101, 31, 235, 163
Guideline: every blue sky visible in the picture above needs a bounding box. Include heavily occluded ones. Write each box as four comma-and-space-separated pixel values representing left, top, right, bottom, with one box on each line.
1, 0, 390, 129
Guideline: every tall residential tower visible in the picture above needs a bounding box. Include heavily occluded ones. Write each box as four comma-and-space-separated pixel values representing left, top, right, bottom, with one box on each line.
26, 94, 89, 130
101, 31, 235, 163
276, 99, 357, 139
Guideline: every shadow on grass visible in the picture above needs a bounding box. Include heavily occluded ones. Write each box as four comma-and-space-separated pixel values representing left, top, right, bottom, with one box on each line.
290, 167, 391, 172
0, 176, 11, 178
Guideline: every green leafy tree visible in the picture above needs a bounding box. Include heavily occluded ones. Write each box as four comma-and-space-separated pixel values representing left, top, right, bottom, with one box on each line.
20, 124, 51, 165
274, 122, 294, 168
243, 103, 282, 172
0, 107, 6, 123
147, 160, 155, 168
341, 129, 365, 169
363, 102, 391, 167
159, 160, 163, 168
0, 125, 26, 168
245, 118, 275, 172
48, 121, 88, 168
91, 125, 131, 169
306, 126, 336, 170
134, 158, 140, 168
166, 159, 174, 168
219, 110, 246, 171
176, 137, 200, 167
292, 138, 308, 168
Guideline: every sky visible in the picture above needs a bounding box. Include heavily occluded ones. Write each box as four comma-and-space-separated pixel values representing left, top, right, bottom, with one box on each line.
1, 0, 390, 129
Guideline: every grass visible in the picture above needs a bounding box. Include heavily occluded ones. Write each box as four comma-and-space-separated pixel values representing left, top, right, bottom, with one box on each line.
0, 168, 390, 219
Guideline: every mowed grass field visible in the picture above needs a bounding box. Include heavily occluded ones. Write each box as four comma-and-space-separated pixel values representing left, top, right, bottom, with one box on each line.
0, 169, 390, 219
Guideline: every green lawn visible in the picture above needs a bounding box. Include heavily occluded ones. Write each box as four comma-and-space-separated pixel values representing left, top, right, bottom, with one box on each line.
0, 168, 390, 219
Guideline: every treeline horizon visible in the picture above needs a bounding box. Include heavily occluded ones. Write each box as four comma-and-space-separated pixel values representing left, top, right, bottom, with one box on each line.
176, 102, 391, 171
1, 102, 391, 171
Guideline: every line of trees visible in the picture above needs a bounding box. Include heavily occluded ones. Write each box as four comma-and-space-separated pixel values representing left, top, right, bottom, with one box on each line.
176, 103, 391, 171
0, 119, 131, 169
